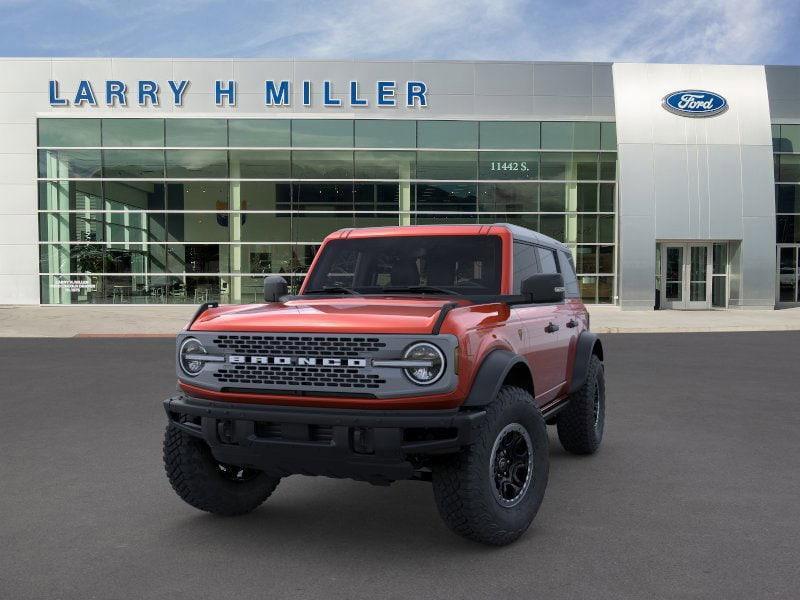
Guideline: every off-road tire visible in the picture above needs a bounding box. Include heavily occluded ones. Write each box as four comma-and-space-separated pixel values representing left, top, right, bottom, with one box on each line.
431, 386, 549, 546
163, 422, 280, 515
556, 354, 605, 455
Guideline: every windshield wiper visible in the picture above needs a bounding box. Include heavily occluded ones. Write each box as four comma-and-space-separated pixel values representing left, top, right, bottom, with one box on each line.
381, 285, 462, 296
304, 286, 361, 296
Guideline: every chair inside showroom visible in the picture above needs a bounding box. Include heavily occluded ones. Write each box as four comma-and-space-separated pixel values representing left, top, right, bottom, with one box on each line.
169, 282, 186, 302
194, 284, 212, 303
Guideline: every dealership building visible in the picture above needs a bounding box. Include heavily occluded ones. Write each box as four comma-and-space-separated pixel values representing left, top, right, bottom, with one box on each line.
0, 58, 799, 309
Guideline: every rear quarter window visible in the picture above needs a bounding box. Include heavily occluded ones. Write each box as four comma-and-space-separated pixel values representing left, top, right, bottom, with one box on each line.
536, 247, 559, 274
558, 250, 580, 298
512, 242, 541, 293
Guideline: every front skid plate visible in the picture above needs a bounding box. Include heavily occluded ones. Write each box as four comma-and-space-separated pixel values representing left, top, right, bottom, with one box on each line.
165, 395, 486, 484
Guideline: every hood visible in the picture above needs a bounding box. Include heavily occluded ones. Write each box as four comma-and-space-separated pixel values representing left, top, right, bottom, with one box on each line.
190, 297, 469, 335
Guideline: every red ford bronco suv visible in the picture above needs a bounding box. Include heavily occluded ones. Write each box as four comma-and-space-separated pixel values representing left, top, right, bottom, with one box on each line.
163, 224, 605, 545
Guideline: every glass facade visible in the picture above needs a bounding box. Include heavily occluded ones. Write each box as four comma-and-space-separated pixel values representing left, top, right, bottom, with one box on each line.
774, 124, 800, 303
37, 118, 617, 304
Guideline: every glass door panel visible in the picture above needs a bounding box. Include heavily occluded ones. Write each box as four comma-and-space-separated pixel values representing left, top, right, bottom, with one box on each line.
665, 246, 683, 301
711, 242, 728, 308
686, 244, 711, 309
659, 242, 713, 309
778, 246, 798, 303
689, 246, 708, 302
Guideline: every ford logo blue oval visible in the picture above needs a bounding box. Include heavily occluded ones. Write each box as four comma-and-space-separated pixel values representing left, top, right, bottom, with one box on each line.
662, 90, 728, 117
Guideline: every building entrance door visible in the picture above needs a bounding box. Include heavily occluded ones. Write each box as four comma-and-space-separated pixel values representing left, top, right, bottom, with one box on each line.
777, 245, 800, 305
660, 243, 712, 309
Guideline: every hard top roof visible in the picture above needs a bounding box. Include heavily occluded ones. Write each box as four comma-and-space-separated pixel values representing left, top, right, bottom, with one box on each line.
329, 223, 568, 253
496, 223, 569, 253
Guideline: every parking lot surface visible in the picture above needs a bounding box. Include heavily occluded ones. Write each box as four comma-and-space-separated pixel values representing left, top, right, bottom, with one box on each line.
1, 332, 799, 599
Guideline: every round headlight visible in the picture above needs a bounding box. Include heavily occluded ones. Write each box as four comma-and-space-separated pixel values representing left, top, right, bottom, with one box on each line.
403, 342, 445, 385
179, 337, 207, 376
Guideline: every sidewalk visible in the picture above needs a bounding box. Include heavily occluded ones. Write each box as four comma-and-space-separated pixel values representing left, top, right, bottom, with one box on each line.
0, 305, 195, 338
3, 303, 800, 337
587, 305, 800, 333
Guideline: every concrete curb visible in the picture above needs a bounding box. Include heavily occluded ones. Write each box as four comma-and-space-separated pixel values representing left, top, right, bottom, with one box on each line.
3, 305, 800, 337
73, 333, 176, 338
594, 325, 800, 334
67, 325, 800, 337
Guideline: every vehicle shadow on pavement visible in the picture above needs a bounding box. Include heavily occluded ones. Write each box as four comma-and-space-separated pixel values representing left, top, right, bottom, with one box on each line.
153, 429, 583, 555
156, 477, 500, 554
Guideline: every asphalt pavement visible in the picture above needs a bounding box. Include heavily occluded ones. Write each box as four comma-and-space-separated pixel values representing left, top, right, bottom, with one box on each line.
1, 333, 799, 599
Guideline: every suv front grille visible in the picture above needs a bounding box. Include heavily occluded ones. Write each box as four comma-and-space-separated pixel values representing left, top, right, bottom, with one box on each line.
180, 331, 455, 398
213, 364, 387, 389
212, 335, 386, 357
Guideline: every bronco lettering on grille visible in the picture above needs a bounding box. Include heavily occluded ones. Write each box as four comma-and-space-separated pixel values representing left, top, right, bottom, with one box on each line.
228, 355, 368, 367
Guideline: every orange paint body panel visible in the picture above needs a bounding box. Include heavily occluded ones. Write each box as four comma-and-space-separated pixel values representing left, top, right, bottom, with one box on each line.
191, 298, 466, 335
183, 298, 515, 410
180, 224, 587, 411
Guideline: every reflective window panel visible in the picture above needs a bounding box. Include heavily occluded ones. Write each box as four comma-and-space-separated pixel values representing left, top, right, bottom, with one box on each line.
291, 120, 353, 147
354, 151, 416, 180
415, 183, 477, 212
39, 119, 100, 147
165, 150, 228, 178
478, 183, 539, 212
355, 120, 416, 148
228, 119, 290, 147
103, 150, 165, 178
102, 119, 164, 147
229, 150, 291, 179
38, 149, 102, 179
292, 150, 353, 179
37, 118, 617, 305
417, 121, 478, 149
416, 151, 477, 180
479, 122, 540, 149
165, 119, 227, 147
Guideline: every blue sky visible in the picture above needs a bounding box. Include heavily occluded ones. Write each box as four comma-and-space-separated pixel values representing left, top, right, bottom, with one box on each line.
1, 0, 798, 65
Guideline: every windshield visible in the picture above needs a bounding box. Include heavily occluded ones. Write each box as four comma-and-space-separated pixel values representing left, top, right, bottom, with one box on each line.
304, 235, 502, 296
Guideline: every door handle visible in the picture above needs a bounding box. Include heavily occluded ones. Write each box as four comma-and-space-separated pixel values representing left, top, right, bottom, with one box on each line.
566, 319, 578, 328
545, 322, 559, 333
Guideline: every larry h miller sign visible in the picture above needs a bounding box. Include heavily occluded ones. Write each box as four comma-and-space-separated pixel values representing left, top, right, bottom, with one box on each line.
47, 79, 429, 108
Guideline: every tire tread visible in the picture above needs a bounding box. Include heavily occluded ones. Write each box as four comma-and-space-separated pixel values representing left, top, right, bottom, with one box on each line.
556, 354, 604, 455
163, 422, 279, 516
432, 386, 548, 546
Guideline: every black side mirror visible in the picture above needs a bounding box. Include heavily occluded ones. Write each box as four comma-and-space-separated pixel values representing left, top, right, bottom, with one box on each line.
521, 273, 565, 304
263, 275, 288, 302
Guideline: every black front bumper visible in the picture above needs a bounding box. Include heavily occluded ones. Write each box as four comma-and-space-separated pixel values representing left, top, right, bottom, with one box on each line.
163, 395, 486, 484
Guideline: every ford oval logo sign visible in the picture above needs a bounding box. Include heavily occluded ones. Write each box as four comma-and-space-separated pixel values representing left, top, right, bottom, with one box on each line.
662, 90, 728, 117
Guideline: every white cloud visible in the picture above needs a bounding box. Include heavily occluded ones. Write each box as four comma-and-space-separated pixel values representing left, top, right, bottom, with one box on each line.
228, 0, 525, 59
568, 0, 785, 64
0, 0, 796, 64
217, 0, 794, 65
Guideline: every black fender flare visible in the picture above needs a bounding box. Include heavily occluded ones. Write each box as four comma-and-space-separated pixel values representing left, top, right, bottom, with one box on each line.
568, 331, 603, 394
462, 349, 532, 407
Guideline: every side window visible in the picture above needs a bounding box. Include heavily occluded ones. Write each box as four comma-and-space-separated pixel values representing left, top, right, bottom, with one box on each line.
536, 246, 560, 274
558, 250, 580, 298
513, 242, 540, 293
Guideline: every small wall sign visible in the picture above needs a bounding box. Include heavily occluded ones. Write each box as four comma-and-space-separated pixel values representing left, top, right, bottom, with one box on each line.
662, 90, 728, 117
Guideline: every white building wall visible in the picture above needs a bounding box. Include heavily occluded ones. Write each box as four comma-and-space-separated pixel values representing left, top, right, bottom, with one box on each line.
613, 63, 776, 309
0, 59, 50, 304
